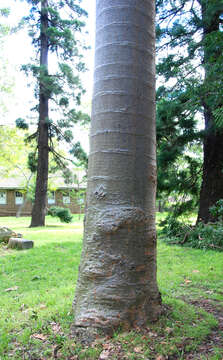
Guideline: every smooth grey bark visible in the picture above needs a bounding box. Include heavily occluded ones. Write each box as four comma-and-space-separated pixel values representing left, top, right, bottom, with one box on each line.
73, 0, 161, 336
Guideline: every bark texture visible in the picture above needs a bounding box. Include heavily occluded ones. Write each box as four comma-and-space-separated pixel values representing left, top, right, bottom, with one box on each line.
197, 111, 223, 223
30, 0, 49, 227
197, 0, 223, 223
73, 0, 161, 336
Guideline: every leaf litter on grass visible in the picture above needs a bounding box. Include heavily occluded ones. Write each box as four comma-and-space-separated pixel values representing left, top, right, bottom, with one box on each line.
1, 216, 223, 359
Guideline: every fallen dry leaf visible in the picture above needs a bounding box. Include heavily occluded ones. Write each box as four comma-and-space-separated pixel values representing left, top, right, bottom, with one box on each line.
4, 286, 19, 292
102, 343, 113, 350
206, 290, 214, 294
148, 331, 157, 337
39, 304, 47, 309
184, 279, 192, 284
141, 335, 148, 340
53, 344, 62, 359
165, 327, 173, 334
134, 346, 143, 353
51, 322, 61, 334
156, 355, 165, 360
99, 350, 110, 359
30, 333, 47, 341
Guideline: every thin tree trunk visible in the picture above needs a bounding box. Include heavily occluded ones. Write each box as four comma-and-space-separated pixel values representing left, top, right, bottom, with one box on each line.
73, 0, 161, 338
30, 0, 49, 227
197, 0, 223, 223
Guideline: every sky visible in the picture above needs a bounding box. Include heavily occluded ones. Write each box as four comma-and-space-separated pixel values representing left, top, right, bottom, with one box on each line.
0, 0, 96, 153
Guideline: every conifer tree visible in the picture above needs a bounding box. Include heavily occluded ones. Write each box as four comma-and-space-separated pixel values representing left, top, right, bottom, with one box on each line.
156, 0, 223, 222
19, 0, 88, 227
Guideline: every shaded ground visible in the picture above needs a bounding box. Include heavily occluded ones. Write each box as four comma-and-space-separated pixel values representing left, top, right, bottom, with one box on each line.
183, 297, 223, 359
84, 295, 223, 360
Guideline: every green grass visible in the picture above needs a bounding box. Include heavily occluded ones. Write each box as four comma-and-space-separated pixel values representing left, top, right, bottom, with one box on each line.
0, 215, 223, 359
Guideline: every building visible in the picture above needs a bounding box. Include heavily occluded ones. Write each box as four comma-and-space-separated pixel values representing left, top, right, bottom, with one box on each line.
0, 173, 86, 217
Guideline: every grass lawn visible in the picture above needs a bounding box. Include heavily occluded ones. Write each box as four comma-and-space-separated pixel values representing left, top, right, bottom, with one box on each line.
0, 215, 223, 359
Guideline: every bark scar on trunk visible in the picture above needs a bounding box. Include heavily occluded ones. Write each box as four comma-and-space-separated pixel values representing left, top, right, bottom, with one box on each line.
96, 206, 147, 234
94, 184, 107, 200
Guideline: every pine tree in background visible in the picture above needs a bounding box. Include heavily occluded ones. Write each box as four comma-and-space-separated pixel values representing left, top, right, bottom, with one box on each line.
17, 0, 88, 227
156, 0, 223, 223
156, 90, 203, 218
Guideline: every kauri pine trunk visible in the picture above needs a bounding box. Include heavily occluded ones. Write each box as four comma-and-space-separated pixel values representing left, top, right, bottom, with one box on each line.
73, 0, 161, 337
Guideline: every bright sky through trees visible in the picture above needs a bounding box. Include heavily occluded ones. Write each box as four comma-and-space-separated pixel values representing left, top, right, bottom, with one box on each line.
0, 0, 95, 152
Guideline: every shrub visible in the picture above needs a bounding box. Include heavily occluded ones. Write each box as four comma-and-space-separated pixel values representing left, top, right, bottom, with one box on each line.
210, 199, 223, 220
186, 222, 223, 250
160, 213, 223, 251
48, 206, 73, 223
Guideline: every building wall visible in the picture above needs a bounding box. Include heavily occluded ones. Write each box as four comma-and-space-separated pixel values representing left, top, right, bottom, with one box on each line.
0, 189, 84, 217
54, 191, 84, 214
0, 190, 32, 217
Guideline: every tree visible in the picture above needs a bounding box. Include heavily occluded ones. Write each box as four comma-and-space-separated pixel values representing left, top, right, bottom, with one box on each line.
156, 0, 223, 223
19, 0, 88, 227
156, 94, 203, 218
197, 0, 223, 223
30, 0, 49, 227
73, 0, 161, 338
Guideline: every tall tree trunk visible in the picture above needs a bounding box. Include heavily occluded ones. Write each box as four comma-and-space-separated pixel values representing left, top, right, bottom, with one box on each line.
30, 0, 49, 227
197, 110, 223, 223
73, 0, 161, 338
197, 0, 223, 223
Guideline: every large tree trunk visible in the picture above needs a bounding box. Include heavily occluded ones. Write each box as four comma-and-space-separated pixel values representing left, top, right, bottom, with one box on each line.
73, 0, 161, 337
30, 0, 49, 227
197, 0, 223, 223
197, 109, 223, 223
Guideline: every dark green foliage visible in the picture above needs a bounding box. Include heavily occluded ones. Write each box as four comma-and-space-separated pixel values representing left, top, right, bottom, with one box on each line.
162, 219, 223, 251
28, 151, 38, 173
213, 107, 223, 129
48, 206, 73, 223
161, 199, 223, 251
156, 0, 223, 221
210, 199, 223, 220
16, 118, 29, 130
70, 141, 88, 169
160, 216, 189, 239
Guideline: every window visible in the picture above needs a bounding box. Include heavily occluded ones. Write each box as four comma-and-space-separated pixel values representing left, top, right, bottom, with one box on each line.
15, 191, 23, 205
48, 191, 55, 204
63, 194, 70, 204
0, 191, 6, 205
